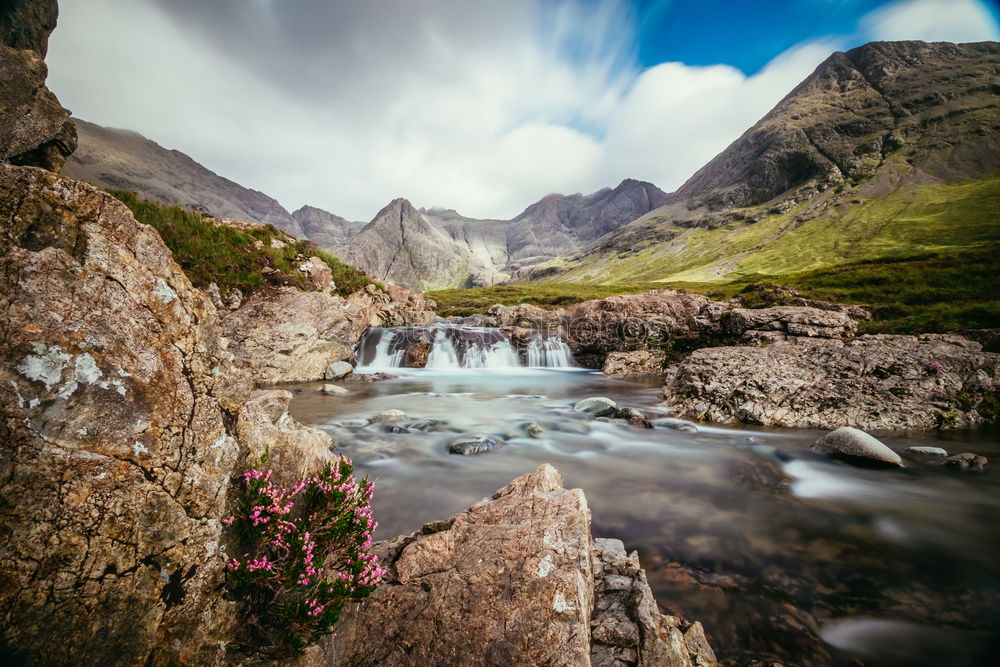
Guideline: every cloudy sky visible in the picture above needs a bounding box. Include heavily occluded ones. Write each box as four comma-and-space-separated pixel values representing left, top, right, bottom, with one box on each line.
47, 0, 1000, 221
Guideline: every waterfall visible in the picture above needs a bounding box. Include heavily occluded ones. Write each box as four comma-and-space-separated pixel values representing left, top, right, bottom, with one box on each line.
354, 325, 573, 370
526, 333, 574, 368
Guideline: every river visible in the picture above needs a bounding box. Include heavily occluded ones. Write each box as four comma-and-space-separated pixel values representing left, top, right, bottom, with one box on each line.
285, 326, 1000, 666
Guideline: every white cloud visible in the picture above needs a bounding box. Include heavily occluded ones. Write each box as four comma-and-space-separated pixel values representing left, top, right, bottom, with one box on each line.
45, 0, 999, 222
860, 0, 1000, 43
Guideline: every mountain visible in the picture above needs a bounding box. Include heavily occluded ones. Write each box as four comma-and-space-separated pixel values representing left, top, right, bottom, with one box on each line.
333, 178, 668, 290
527, 40, 1000, 284
65, 118, 307, 237
291, 205, 366, 247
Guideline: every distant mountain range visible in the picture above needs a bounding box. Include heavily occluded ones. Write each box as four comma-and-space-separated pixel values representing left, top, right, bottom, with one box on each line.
65, 40, 1000, 291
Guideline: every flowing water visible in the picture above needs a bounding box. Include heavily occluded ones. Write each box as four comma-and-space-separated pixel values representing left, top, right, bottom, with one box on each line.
286, 327, 1000, 666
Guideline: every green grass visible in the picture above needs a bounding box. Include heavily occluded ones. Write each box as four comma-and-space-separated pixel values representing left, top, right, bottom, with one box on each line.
430, 245, 1000, 334
427, 283, 665, 317
533, 175, 1000, 284
108, 190, 376, 298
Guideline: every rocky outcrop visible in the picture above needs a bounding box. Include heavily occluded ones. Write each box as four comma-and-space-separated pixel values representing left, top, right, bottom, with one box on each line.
324, 464, 716, 666
0, 164, 248, 663
661, 335, 1000, 430
490, 288, 866, 368
0, 0, 76, 171
603, 350, 666, 375
222, 284, 434, 386
291, 205, 366, 248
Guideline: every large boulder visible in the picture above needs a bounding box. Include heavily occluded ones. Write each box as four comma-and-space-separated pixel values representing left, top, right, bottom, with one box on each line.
0, 165, 248, 663
662, 335, 1000, 430
0, 0, 76, 171
323, 465, 716, 666
812, 427, 903, 467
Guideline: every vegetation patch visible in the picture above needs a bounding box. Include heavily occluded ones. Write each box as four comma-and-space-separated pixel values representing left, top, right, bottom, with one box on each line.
225, 453, 384, 656
108, 189, 376, 298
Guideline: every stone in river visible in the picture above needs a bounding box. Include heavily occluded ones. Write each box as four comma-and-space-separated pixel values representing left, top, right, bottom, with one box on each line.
574, 397, 621, 418
448, 433, 504, 456
812, 427, 902, 467
943, 453, 988, 471
903, 446, 948, 458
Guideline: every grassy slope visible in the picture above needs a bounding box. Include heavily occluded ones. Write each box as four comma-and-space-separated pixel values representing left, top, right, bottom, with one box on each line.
109, 190, 376, 298
432, 176, 1000, 333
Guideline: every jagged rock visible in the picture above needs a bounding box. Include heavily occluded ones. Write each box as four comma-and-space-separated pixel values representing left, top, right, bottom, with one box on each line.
903, 446, 948, 458
0, 164, 248, 663
662, 335, 1000, 430
722, 306, 860, 343
574, 397, 621, 418
323, 360, 353, 380
323, 465, 715, 666
0, 0, 76, 171
812, 427, 903, 467
944, 453, 988, 472
447, 433, 503, 456
404, 341, 431, 368
236, 390, 334, 485
603, 350, 665, 375
299, 255, 332, 289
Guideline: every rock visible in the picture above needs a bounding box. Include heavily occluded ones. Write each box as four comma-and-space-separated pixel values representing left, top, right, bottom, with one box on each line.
525, 421, 544, 438
662, 335, 1000, 430
203, 282, 225, 310
345, 371, 397, 383
0, 164, 249, 663
629, 417, 654, 429
236, 390, 334, 485
323, 360, 354, 380
370, 409, 407, 423
222, 288, 372, 385
404, 341, 431, 367
812, 427, 903, 467
944, 453, 988, 472
722, 306, 861, 343
0, 4, 76, 171
575, 396, 621, 418
407, 419, 439, 432
903, 446, 948, 458
324, 465, 716, 666
299, 255, 332, 289
320, 383, 348, 395
603, 350, 665, 375
652, 417, 700, 433
447, 433, 504, 456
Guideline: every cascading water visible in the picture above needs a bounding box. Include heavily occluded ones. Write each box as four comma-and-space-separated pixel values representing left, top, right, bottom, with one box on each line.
354, 324, 573, 371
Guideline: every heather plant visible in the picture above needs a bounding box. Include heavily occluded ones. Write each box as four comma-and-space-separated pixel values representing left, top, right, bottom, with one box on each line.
225, 452, 385, 656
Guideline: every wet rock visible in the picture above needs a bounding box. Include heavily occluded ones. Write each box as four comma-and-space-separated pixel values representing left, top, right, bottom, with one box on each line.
524, 421, 544, 438
320, 383, 348, 395
812, 427, 903, 467
662, 335, 1000, 430
323, 360, 353, 380
324, 465, 716, 666
603, 350, 665, 375
629, 416, 654, 429
447, 433, 504, 456
618, 406, 646, 421
404, 341, 431, 368
903, 446, 948, 458
944, 453, 988, 472
345, 371, 397, 383
407, 419, 440, 432
370, 409, 407, 423
652, 417, 700, 433
575, 396, 621, 418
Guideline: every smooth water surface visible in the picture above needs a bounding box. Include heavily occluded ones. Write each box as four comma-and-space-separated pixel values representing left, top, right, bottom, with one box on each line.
286, 367, 1000, 666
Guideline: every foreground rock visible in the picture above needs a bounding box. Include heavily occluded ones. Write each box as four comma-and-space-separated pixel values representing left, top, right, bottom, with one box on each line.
447, 433, 504, 456
662, 335, 1000, 430
0, 0, 76, 171
0, 164, 247, 663
944, 453, 989, 472
812, 427, 903, 467
324, 465, 716, 666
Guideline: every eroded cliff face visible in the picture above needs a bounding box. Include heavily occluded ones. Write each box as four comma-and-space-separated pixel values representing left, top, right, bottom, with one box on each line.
0, 165, 247, 663
0, 0, 75, 171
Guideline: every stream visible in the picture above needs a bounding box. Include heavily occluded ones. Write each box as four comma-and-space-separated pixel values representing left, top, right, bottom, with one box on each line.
285, 326, 1000, 666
